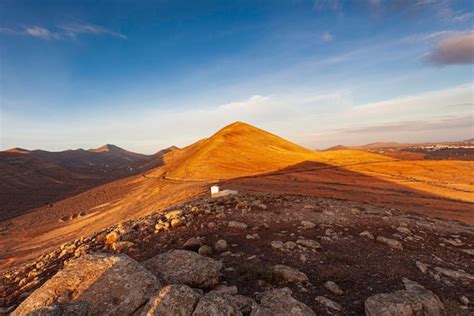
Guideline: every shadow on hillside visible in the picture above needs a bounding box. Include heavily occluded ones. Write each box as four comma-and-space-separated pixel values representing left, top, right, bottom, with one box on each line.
223, 161, 474, 223
0, 152, 167, 222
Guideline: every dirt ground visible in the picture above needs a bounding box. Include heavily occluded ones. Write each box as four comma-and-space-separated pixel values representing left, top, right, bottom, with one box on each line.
1, 192, 472, 315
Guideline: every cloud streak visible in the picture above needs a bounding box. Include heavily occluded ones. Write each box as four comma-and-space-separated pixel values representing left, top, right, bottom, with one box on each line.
0, 23, 127, 40
426, 33, 474, 65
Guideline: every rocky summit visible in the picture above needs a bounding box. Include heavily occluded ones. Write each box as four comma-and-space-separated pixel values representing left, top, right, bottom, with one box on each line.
1, 192, 473, 315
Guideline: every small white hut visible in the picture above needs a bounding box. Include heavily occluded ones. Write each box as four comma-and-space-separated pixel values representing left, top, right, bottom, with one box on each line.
210, 185, 238, 198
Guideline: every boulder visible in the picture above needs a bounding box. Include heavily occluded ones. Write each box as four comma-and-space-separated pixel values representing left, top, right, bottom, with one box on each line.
141, 285, 201, 316
13, 253, 160, 316
193, 291, 255, 315
315, 296, 342, 311
251, 288, 315, 316
25, 301, 90, 316
143, 250, 222, 289
273, 265, 308, 284
365, 279, 445, 316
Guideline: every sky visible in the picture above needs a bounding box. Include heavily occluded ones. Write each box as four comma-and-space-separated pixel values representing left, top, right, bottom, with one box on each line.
0, 0, 473, 153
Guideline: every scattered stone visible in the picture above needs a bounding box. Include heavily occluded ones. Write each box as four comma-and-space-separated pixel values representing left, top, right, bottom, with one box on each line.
460, 249, 474, 256
315, 296, 342, 311
300, 254, 307, 263
24, 301, 91, 316
170, 217, 184, 228
416, 261, 429, 274
143, 250, 222, 289
251, 288, 315, 316
183, 237, 204, 250
396, 226, 412, 235
207, 222, 216, 229
246, 233, 260, 240
434, 266, 474, 282
459, 295, 469, 306
12, 253, 160, 316
212, 285, 238, 295
283, 241, 297, 251
112, 241, 135, 253
300, 221, 316, 229
273, 265, 308, 284
165, 210, 183, 220
296, 239, 321, 250
271, 240, 284, 250
215, 239, 228, 252
376, 236, 403, 250
105, 231, 119, 245
193, 291, 255, 315
440, 237, 464, 247
324, 281, 344, 295
198, 245, 213, 256
360, 231, 374, 239
141, 284, 201, 316
364, 279, 445, 316
228, 221, 248, 230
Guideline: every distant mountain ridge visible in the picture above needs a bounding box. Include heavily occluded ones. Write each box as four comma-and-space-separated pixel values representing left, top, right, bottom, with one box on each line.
0, 144, 170, 220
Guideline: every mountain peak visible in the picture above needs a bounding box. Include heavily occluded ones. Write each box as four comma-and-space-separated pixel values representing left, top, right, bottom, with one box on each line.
166, 122, 314, 180
89, 144, 124, 153
4, 147, 31, 154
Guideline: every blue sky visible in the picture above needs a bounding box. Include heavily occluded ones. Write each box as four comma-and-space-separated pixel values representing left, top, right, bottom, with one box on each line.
1, 0, 473, 153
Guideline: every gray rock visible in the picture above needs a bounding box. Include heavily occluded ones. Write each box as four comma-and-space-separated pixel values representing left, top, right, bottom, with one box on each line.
360, 231, 374, 239
198, 245, 213, 256
141, 284, 201, 316
376, 236, 403, 250
324, 281, 344, 295
460, 248, 474, 256
215, 240, 228, 252
315, 296, 342, 311
273, 265, 309, 284
183, 237, 204, 251
365, 279, 445, 316
416, 261, 429, 274
25, 301, 90, 316
434, 266, 474, 282
271, 241, 284, 250
228, 221, 248, 230
396, 226, 412, 235
13, 253, 160, 316
143, 250, 222, 289
296, 239, 321, 250
193, 291, 255, 315
300, 221, 316, 229
251, 288, 315, 316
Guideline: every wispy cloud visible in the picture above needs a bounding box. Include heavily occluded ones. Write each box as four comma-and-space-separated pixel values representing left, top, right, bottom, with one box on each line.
321, 32, 333, 42
313, 0, 341, 11
58, 23, 127, 40
24, 26, 60, 40
0, 23, 127, 40
426, 33, 474, 65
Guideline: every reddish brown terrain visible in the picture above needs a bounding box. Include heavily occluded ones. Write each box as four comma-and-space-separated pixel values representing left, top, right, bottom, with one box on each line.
0, 144, 171, 220
0, 122, 473, 314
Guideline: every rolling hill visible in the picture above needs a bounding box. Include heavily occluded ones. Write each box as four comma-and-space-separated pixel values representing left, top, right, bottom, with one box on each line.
1, 122, 473, 272
0, 145, 167, 220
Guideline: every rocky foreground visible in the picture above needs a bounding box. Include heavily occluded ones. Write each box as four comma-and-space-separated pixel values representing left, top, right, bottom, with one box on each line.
1, 192, 473, 315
